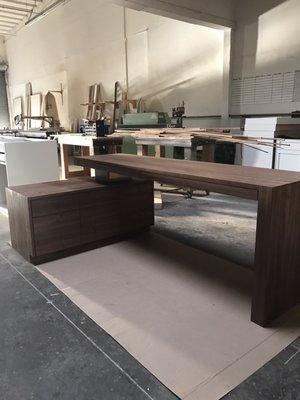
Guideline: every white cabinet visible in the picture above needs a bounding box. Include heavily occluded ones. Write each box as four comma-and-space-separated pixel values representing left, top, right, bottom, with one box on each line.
275, 140, 300, 172
242, 117, 277, 169
242, 144, 274, 169
242, 117, 300, 172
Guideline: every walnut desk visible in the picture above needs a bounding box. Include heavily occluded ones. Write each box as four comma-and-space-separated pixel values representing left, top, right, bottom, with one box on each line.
75, 153, 300, 327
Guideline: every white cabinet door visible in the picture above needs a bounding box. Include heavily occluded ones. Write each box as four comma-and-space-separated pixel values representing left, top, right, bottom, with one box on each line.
242, 118, 277, 169
275, 140, 300, 172
242, 145, 274, 169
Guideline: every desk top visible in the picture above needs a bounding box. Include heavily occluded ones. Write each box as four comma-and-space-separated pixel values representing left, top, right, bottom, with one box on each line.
75, 154, 300, 195
7, 177, 102, 198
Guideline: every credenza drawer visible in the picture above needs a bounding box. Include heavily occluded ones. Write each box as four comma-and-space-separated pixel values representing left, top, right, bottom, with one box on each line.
31, 193, 80, 217
6, 177, 154, 264
80, 187, 119, 209
33, 210, 81, 256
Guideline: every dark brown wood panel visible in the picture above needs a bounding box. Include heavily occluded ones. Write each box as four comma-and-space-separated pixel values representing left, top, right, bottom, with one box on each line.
74, 154, 300, 326
80, 193, 121, 244
6, 189, 34, 261
74, 154, 300, 191
80, 181, 154, 243
33, 210, 81, 256
7, 177, 154, 266
63, 144, 91, 179
252, 182, 300, 325
119, 183, 154, 233
31, 193, 79, 217
9, 177, 106, 198
30, 228, 149, 265
79, 186, 120, 209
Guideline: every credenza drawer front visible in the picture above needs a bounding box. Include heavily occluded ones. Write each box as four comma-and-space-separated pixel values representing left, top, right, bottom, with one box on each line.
80, 187, 119, 209
33, 210, 81, 255
80, 206, 120, 244
8, 178, 154, 265
31, 194, 80, 217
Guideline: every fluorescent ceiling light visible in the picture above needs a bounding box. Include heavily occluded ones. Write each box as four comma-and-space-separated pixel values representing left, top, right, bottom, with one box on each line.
25, 0, 66, 27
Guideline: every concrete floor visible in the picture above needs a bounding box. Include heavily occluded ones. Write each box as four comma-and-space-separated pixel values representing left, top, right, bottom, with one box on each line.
0, 214, 178, 400
0, 191, 299, 400
222, 337, 300, 400
155, 192, 257, 268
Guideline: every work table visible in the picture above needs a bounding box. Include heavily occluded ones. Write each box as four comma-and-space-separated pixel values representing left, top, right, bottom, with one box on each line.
54, 133, 123, 179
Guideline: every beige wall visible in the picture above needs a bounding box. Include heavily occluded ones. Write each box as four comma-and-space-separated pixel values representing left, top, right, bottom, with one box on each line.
0, 37, 7, 64
4, 0, 224, 130
232, 0, 300, 114
110, 0, 236, 28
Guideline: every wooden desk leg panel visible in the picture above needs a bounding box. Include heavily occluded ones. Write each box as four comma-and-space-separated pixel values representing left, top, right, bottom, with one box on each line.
202, 143, 215, 162
252, 183, 300, 326
61, 144, 69, 179
155, 145, 165, 158
81, 146, 91, 176
137, 145, 149, 156
184, 146, 197, 161
62, 144, 91, 179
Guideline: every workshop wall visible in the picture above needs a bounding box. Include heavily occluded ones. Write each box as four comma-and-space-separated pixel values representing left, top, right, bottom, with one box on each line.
110, 0, 235, 29
231, 0, 300, 115
125, 9, 224, 116
0, 38, 6, 65
0, 39, 9, 129
4, 0, 224, 130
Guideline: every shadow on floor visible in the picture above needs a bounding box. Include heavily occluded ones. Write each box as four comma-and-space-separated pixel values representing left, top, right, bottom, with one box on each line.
155, 192, 257, 268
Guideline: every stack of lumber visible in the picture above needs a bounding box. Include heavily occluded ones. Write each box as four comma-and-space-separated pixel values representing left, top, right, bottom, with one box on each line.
112, 128, 288, 149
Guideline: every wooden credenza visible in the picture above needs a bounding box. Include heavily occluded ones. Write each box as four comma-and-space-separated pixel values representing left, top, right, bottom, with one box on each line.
6, 177, 154, 265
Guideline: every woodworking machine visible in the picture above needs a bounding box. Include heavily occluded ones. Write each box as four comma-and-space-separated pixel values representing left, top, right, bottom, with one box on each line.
120, 112, 171, 129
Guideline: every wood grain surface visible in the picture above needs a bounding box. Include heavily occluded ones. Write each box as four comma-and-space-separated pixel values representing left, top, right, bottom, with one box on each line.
74, 154, 300, 326
6, 177, 154, 265
74, 154, 300, 190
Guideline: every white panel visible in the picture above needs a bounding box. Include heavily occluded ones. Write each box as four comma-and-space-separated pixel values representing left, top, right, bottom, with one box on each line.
231, 78, 242, 110
5, 141, 59, 187
242, 117, 277, 169
271, 73, 284, 103
282, 72, 295, 102
242, 77, 255, 105
293, 70, 300, 102
276, 153, 300, 171
244, 117, 277, 133
231, 71, 296, 109
254, 75, 272, 104
0, 136, 28, 153
275, 140, 300, 171
242, 145, 273, 169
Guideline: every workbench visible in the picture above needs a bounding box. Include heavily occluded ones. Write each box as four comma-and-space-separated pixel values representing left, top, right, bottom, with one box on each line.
55, 134, 123, 179
135, 136, 215, 161
75, 153, 300, 327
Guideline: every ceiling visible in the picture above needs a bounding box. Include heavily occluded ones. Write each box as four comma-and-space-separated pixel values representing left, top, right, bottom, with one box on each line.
0, 0, 43, 35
